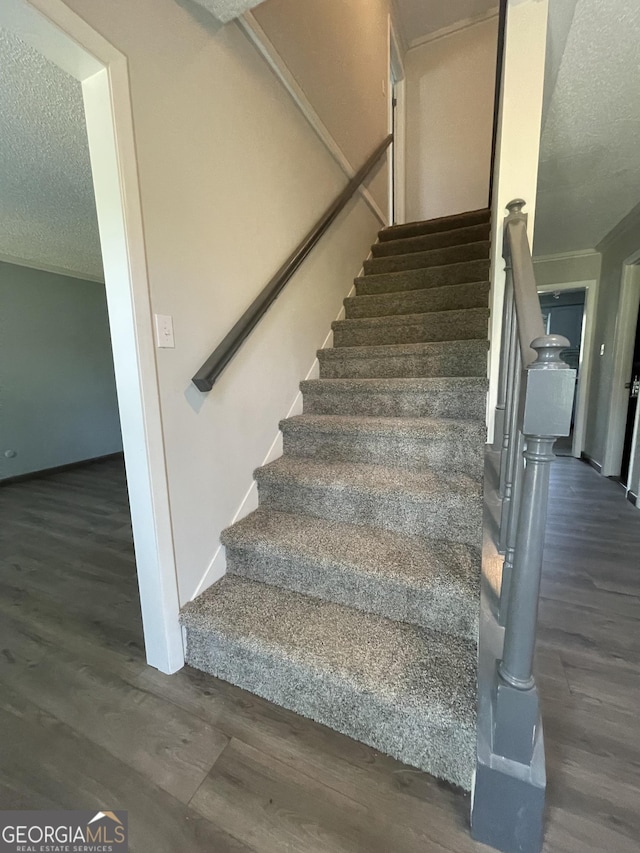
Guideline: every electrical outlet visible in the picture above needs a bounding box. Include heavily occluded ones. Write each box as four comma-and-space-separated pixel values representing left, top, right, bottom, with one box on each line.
155, 314, 175, 348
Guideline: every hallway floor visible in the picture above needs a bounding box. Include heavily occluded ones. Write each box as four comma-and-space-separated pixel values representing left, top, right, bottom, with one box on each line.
0, 457, 637, 852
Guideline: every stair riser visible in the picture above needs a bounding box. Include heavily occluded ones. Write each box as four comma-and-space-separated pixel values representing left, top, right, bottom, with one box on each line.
184, 625, 476, 790
364, 242, 489, 275
379, 209, 489, 242
356, 260, 490, 296
301, 387, 487, 420
333, 311, 488, 348
225, 547, 479, 640
256, 478, 483, 546
318, 343, 487, 380
345, 282, 489, 319
372, 223, 490, 257
282, 427, 484, 478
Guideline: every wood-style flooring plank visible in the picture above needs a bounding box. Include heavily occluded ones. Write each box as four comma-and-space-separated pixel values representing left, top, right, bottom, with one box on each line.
0, 456, 639, 852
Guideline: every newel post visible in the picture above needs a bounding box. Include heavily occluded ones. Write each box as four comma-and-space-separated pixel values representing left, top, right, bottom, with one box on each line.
497, 335, 575, 701
472, 335, 575, 853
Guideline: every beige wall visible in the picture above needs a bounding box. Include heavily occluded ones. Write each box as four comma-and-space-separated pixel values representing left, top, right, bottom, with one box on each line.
252, 0, 392, 171
58, 0, 385, 603
404, 17, 498, 222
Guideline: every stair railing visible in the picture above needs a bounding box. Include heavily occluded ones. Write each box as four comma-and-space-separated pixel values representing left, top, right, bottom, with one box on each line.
191, 134, 393, 392
472, 199, 576, 852
496, 198, 576, 688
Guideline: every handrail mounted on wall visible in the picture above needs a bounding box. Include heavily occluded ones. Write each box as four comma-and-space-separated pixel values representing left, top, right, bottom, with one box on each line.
192, 134, 393, 392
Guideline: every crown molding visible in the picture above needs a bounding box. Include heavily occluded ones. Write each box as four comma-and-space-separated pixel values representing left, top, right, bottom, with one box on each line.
407, 7, 499, 52
0, 251, 104, 282
533, 249, 600, 264
596, 200, 640, 254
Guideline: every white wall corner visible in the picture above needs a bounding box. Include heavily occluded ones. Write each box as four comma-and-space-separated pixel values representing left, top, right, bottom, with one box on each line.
487, 0, 549, 445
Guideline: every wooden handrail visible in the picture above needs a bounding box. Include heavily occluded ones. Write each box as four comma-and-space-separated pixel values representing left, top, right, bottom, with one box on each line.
488, 0, 508, 205
503, 199, 545, 366
192, 134, 393, 392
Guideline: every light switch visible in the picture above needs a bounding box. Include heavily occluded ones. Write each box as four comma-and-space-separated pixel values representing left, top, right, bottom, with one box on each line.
155, 314, 175, 348
600, 343, 605, 356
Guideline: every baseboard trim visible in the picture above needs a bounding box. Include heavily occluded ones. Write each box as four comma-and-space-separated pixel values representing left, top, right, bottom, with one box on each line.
189, 265, 365, 602
626, 490, 637, 507
0, 451, 124, 486
580, 452, 602, 474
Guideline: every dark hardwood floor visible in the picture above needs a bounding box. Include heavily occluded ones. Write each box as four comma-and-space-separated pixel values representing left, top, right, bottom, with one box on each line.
0, 457, 638, 852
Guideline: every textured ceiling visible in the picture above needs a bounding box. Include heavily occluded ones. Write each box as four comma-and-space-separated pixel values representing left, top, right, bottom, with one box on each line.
534, 0, 640, 256
396, 0, 497, 46
0, 28, 102, 280
191, 0, 264, 23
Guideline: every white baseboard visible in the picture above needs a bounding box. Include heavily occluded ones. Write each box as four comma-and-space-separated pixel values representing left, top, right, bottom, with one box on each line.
190, 281, 356, 601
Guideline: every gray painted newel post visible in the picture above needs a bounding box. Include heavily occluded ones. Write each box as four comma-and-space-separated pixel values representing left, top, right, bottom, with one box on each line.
473, 199, 577, 853
494, 334, 575, 760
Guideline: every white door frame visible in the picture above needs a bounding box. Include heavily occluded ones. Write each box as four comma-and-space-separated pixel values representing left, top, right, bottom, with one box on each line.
2, 0, 184, 673
602, 253, 640, 478
388, 16, 406, 224
537, 279, 598, 458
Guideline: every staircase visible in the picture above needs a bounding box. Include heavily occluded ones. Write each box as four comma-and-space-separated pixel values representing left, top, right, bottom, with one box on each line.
181, 207, 490, 791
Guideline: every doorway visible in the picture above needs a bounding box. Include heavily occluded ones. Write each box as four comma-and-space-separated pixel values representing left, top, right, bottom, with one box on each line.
539, 288, 586, 456
603, 260, 640, 484
1, 0, 182, 673
388, 16, 405, 224
619, 304, 640, 487
537, 279, 598, 458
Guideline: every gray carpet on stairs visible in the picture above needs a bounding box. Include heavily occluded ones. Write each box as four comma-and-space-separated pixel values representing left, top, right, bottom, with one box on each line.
180, 207, 490, 791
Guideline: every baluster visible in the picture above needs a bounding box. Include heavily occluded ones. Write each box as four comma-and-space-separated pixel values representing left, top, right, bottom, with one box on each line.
494, 264, 513, 460
498, 267, 515, 498
498, 427, 524, 625
498, 279, 519, 550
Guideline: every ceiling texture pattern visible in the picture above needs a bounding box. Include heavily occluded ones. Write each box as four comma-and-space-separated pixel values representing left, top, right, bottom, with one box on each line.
534, 0, 640, 256
0, 28, 103, 280
2, 1, 637, 269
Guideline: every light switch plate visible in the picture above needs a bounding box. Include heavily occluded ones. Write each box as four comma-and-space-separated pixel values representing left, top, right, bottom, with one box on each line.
155, 314, 175, 348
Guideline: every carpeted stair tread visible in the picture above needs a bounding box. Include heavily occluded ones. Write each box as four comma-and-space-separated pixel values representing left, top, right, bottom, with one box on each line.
182, 206, 490, 791
180, 574, 477, 789
300, 376, 488, 420
317, 339, 488, 379
345, 280, 490, 320
378, 207, 490, 242
364, 241, 490, 275
332, 307, 489, 347
254, 456, 483, 545
355, 259, 490, 296
280, 413, 484, 476
221, 508, 479, 637
371, 222, 490, 257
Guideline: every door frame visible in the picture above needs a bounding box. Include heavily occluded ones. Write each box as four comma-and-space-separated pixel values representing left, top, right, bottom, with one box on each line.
388, 16, 406, 224
602, 253, 640, 478
537, 279, 598, 458
2, 0, 184, 673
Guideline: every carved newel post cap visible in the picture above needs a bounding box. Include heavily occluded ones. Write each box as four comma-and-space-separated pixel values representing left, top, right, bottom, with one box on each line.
530, 334, 570, 369
506, 198, 526, 215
